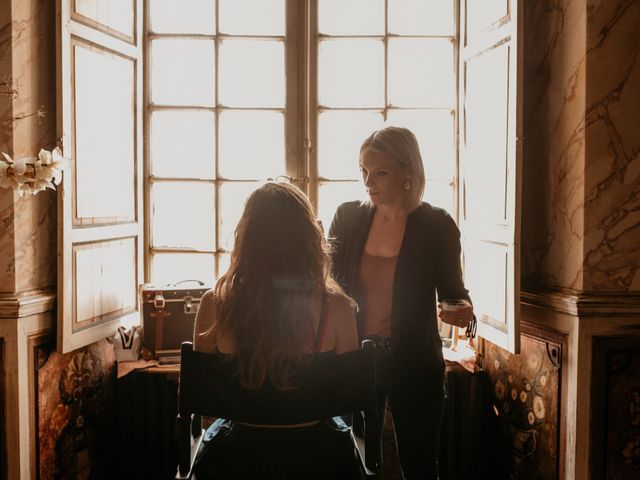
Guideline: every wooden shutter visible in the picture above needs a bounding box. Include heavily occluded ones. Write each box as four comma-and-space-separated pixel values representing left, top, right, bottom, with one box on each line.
56, 0, 143, 353
459, 0, 522, 353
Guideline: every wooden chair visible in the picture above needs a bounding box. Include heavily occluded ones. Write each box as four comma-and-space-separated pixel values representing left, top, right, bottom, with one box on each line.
175, 341, 380, 479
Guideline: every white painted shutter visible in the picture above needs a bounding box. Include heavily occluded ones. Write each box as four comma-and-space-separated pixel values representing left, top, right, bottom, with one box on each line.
56, 0, 143, 352
459, 0, 522, 353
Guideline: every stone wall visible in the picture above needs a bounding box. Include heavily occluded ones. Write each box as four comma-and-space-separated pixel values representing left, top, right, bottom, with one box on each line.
486, 1, 640, 478
583, 0, 640, 292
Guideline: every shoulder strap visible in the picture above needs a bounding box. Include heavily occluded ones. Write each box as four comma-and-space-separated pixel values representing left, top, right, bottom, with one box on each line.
313, 295, 330, 353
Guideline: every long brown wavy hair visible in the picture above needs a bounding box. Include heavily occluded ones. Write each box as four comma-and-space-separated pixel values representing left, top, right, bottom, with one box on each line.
210, 182, 346, 390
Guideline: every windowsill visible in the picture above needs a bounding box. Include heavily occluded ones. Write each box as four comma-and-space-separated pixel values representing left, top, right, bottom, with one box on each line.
443, 338, 477, 374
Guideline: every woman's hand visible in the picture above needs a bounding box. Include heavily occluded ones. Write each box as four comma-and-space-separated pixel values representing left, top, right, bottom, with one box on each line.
438, 299, 474, 328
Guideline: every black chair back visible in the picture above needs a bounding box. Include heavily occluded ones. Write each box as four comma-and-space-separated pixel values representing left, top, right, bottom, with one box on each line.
176, 341, 380, 478
178, 342, 376, 424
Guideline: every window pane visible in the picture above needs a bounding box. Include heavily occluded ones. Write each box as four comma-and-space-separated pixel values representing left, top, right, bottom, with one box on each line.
219, 111, 285, 179
149, 0, 215, 34
387, 109, 455, 179
424, 179, 455, 215
151, 253, 215, 286
464, 44, 509, 223
219, 0, 284, 35
74, 45, 135, 220
319, 39, 384, 108
217, 253, 231, 278
467, 0, 508, 38
219, 181, 261, 251
219, 40, 284, 108
152, 182, 215, 249
76, 0, 134, 37
318, 111, 383, 179
151, 110, 215, 179
388, 0, 455, 36
317, 181, 366, 237
318, 0, 384, 35
388, 38, 455, 108
151, 39, 215, 106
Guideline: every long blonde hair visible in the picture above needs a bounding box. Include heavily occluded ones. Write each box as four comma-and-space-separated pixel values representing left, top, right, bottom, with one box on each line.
211, 182, 346, 389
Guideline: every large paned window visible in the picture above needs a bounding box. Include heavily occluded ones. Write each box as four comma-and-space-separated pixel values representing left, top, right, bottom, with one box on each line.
146, 0, 459, 280
57, 0, 521, 354
147, 0, 287, 284
313, 0, 458, 231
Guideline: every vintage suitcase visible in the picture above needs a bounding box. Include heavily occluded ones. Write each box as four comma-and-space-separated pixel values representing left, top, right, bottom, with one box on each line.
140, 281, 210, 361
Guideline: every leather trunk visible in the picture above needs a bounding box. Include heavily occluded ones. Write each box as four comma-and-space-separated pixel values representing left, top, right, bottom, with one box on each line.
140, 282, 209, 358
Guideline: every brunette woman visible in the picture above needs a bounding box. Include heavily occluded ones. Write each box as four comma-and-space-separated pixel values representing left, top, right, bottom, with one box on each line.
192, 182, 360, 479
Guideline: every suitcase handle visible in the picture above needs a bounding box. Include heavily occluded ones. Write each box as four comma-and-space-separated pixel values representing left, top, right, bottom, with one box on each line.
168, 280, 205, 287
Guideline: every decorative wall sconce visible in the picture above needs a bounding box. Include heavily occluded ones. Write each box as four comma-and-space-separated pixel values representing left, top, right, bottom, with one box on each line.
0, 147, 68, 196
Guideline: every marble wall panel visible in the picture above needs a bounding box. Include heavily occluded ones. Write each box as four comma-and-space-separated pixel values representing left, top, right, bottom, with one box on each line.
13, 192, 56, 291
8, 0, 56, 292
522, 0, 587, 290
0, 190, 15, 292
0, 0, 12, 151
583, 0, 640, 291
10, 0, 55, 158
0, 1, 15, 293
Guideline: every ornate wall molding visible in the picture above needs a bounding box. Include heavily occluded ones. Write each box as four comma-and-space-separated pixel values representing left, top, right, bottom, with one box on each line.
522, 283, 640, 317
0, 289, 56, 318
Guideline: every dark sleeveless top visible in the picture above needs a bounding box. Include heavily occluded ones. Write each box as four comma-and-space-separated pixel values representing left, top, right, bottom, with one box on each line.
190, 294, 364, 478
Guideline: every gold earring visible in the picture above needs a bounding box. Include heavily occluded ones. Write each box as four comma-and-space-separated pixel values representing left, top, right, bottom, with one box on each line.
404, 181, 411, 190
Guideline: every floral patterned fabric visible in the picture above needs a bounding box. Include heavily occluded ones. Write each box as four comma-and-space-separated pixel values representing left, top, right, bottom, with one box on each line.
37, 339, 116, 480
484, 334, 560, 479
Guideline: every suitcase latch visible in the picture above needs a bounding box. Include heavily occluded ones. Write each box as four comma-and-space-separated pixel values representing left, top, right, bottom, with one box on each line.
183, 296, 199, 315
153, 293, 165, 309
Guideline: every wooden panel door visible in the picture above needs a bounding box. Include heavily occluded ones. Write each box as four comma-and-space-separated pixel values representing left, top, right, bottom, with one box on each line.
57, 0, 143, 352
459, 0, 522, 353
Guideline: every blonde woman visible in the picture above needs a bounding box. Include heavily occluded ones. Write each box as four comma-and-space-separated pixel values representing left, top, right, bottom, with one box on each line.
329, 126, 474, 479
192, 182, 360, 479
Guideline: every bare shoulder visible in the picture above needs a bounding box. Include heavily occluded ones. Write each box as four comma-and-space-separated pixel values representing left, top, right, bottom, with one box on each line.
196, 290, 217, 323
193, 289, 219, 352
201, 288, 217, 304
326, 291, 356, 320
325, 291, 358, 353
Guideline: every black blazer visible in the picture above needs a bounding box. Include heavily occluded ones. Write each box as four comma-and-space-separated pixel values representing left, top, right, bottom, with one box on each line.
329, 201, 470, 411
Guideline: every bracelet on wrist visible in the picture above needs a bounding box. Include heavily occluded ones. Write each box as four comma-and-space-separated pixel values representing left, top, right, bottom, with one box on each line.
465, 315, 477, 339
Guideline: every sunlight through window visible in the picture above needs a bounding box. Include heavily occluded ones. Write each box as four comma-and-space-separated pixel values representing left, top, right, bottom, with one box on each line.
147, 0, 286, 283
315, 0, 457, 232
147, 0, 457, 283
